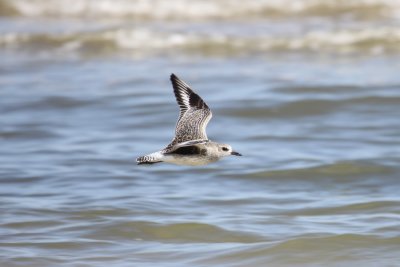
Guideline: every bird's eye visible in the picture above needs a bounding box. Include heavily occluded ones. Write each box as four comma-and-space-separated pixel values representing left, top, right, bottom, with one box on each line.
222, 147, 229, 151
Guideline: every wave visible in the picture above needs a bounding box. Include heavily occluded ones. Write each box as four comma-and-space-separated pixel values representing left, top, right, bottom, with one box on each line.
247, 161, 395, 180
228, 94, 400, 118
2, 26, 400, 56
283, 200, 400, 216
2, 0, 400, 20
200, 234, 400, 266
83, 221, 263, 243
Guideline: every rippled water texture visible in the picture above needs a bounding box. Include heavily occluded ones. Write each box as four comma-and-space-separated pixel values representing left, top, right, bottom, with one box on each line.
1, 1, 400, 266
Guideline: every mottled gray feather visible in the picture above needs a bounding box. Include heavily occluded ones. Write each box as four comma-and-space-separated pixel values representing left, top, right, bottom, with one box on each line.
164, 74, 212, 152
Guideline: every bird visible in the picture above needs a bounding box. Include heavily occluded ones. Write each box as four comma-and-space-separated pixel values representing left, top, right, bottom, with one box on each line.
136, 73, 242, 166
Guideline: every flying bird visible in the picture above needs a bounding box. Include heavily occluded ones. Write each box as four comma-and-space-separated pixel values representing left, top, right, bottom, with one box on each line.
136, 74, 241, 166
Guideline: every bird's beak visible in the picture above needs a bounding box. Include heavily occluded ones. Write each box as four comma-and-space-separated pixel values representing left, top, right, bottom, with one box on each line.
231, 151, 242, 156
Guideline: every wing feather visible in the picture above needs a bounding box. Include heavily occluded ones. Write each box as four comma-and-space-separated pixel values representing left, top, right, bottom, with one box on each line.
165, 74, 212, 149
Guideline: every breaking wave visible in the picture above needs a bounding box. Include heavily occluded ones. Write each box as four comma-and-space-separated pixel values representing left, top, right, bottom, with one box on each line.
1, 0, 400, 57
2, 26, 400, 56
2, 0, 400, 20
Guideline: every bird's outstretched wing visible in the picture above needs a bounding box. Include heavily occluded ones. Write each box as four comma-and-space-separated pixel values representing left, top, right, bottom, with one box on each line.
164, 74, 212, 150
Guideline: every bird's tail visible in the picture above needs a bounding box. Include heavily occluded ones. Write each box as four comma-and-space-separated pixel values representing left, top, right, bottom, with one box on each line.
136, 152, 163, 165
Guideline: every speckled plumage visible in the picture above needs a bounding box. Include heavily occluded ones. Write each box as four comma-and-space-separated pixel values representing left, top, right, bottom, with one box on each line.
164, 73, 212, 150
136, 74, 241, 166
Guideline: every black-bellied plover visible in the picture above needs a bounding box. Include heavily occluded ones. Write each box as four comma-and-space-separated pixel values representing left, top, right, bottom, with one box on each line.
137, 74, 241, 166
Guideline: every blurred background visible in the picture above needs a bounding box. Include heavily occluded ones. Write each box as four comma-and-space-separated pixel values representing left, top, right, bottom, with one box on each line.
1, 1, 400, 266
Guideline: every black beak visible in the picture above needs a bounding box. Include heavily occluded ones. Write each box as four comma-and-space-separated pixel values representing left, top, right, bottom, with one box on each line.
231, 151, 242, 156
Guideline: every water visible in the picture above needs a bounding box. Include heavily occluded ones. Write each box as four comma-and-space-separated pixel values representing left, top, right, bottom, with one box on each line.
1, 1, 400, 266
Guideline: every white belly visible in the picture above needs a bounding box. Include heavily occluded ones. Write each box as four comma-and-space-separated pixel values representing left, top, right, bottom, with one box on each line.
162, 154, 218, 166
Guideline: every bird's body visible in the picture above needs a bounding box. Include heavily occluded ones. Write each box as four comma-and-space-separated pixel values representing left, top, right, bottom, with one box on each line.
136, 74, 241, 166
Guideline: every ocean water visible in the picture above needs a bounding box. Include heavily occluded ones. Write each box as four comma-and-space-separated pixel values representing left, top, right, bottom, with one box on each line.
1, 1, 400, 266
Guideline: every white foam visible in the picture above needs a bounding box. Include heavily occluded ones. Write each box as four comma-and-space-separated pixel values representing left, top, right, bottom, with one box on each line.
7, 0, 400, 19
2, 25, 400, 56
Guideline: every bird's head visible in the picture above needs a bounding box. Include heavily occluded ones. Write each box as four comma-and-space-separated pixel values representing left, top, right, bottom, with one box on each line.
218, 144, 242, 157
